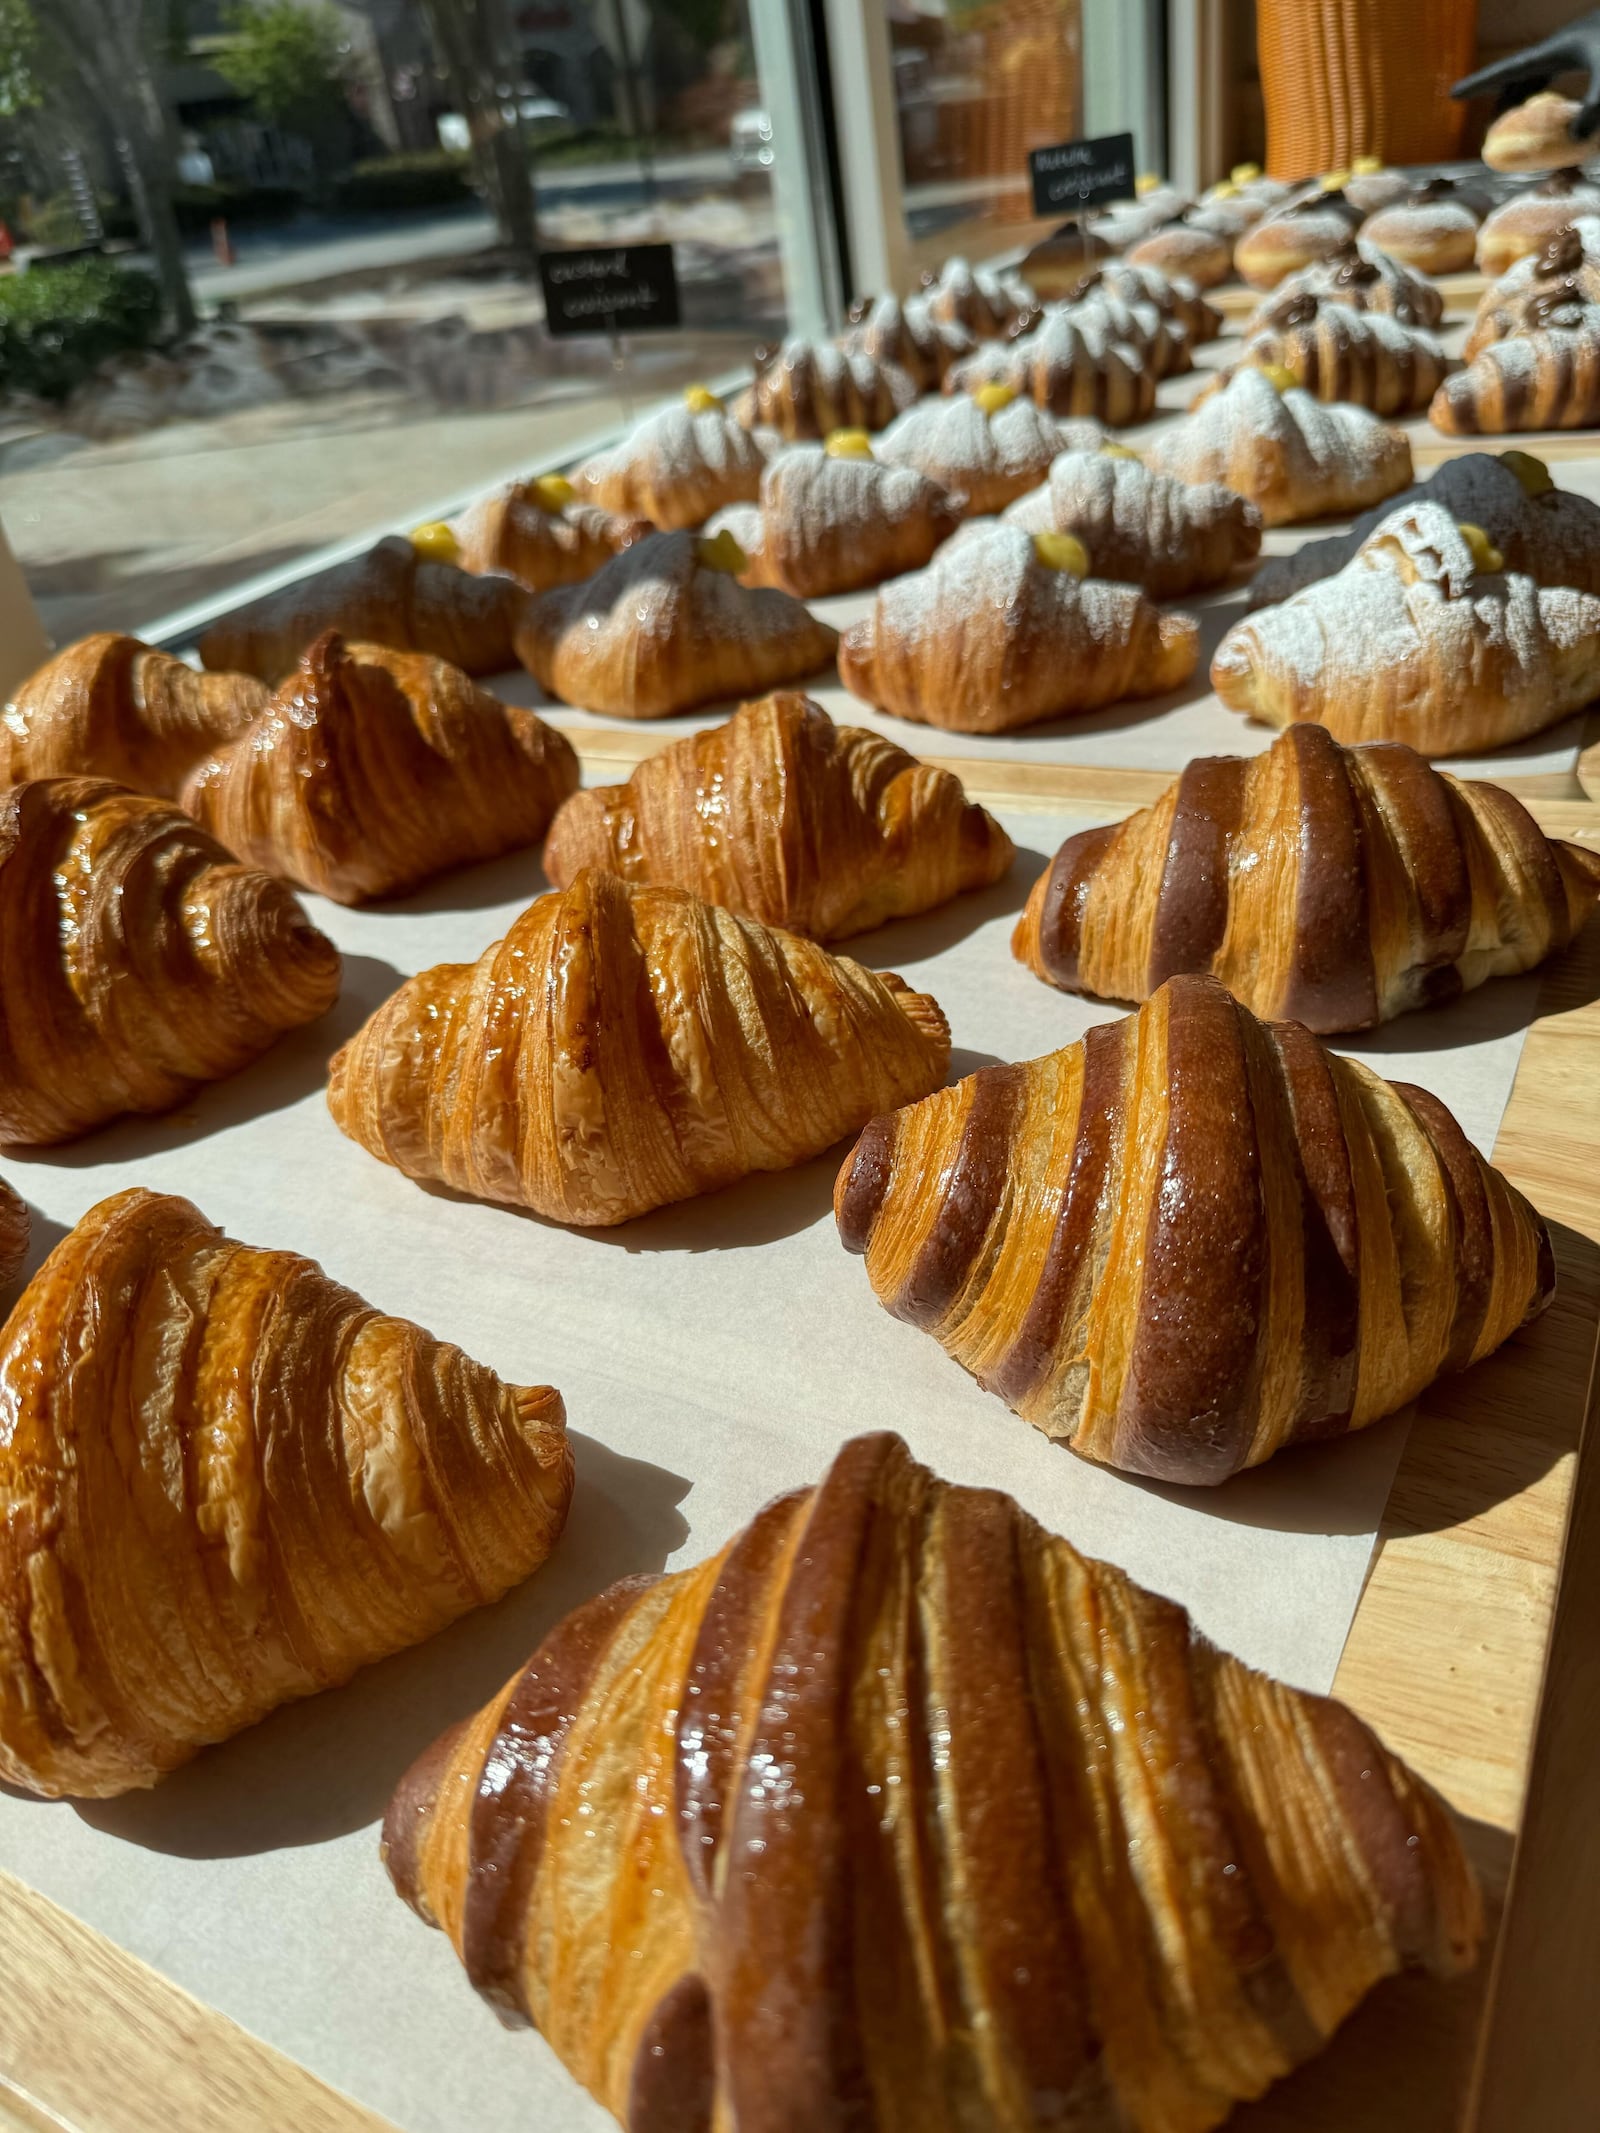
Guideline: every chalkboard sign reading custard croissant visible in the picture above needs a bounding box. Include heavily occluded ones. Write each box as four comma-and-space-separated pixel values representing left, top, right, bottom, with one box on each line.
537, 243, 680, 337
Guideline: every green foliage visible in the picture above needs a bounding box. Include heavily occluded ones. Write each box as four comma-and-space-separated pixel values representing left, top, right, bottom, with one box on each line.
216, 0, 348, 129
0, 257, 162, 401
0, 0, 41, 119
333, 149, 472, 214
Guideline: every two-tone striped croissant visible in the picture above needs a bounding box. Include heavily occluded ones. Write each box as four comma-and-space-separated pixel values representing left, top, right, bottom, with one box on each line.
733, 339, 918, 440
0, 1176, 25, 1289
839, 293, 976, 390
1429, 326, 1600, 433
385, 1429, 1482, 2131
542, 694, 1014, 940
1213, 300, 1451, 416
836, 973, 1553, 1484
948, 312, 1158, 425
3, 635, 267, 795
327, 868, 950, 1227
179, 631, 579, 903
1246, 243, 1445, 332
0, 778, 341, 1146
918, 255, 1032, 335
1002, 448, 1263, 598
0, 1188, 572, 1797
1014, 724, 1600, 1029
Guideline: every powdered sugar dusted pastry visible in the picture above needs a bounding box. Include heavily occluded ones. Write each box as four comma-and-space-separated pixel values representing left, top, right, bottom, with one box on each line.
838, 521, 1198, 735
1477, 172, 1600, 279
1002, 449, 1262, 598
449, 476, 647, 592
1430, 327, 1600, 433
1235, 191, 1364, 288
1211, 502, 1600, 753
1484, 90, 1591, 174
1247, 241, 1444, 332
1016, 218, 1113, 299
917, 256, 1032, 337
573, 393, 767, 531
1342, 161, 1413, 215
735, 442, 961, 599
1069, 259, 1223, 341
1466, 221, 1600, 356
1360, 179, 1481, 275
875, 391, 1099, 516
948, 313, 1156, 425
733, 338, 918, 441
1212, 300, 1451, 417
1144, 369, 1412, 527
1126, 216, 1233, 288
840, 293, 975, 391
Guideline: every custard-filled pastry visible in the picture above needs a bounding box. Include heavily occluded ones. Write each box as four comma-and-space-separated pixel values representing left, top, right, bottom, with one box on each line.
0, 778, 340, 1146
839, 293, 975, 391
1015, 723, 1600, 1028
739, 440, 961, 598
1235, 190, 1364, 288
447, 474, 648, 591
1430, 327, 1600, 434
0, 1188, 571, 1798
1003, 448, 1262, 599
1143, 368, 1412, 528
1213, 299, 1452, 417
0, 1177, 25, 1289
1466, 219, 1600, 357
838, 521, 1198, 735
838, 973, 1554, 1482
1484, 89, 1591, 172
327, 869, 949, 1227
733, 338, 918, 440
1067, 258, 1223, 340
386, 1428, 1483, 2130
1477, 171, 1600, 278
1247, 450, 1600, 607
1126, 214, 1234, 288
3, 635, 267, 795
1343, 161, 1413, 216
1464, 274, 1600, 362
543, 693, 1013, 941
917, 254, 1032, 337
1360, 179, 1482, 274
572, 392, 766, 531
948, 310, 1157, 425
514, 530, 837, 719
197, 535, 523, 683
1212, 503, 1600, 754
1247, 241, 1445, 332
180, 632, 578, 904
873, 390, 1100, 516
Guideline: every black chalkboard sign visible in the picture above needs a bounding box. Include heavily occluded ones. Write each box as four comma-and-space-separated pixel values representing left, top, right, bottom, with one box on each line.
1028, 132, 1136, 218
538, 244, 680, 337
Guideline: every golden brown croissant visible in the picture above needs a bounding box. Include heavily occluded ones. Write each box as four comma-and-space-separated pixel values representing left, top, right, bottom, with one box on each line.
1066, 257, 1224, 340
571, 394, 767, 530
1464, 274, 1600, 361
838, 972, 1553, 1483
1429, 326, 1600, 434
197, 535, 524, 683
917, 254, 1032, 335
839, 293, 977, 391
948, 311, 1158, 425
0, 1188, 572, 1798
385, 1428, 1482, 2131
1014, 722, 1600, 1029
732, 339, 918, 440
742, 441, 961, 598
449, 477, 649, 590
1246, 241, 1445, 332
328, 868, 950, 1226
542, 693, 1014, 941
0, 777, 341, 1146
1002, 448, 1262, 598
838, 521, 1198, 734
873, 391, 1100, 516
1212, 299, 1451, 417
513, 530, 838, 719
3, 635, 268, 796
0, 1176, 25, 1289
1212, 502, 1600, 754
179, 631, 578, 905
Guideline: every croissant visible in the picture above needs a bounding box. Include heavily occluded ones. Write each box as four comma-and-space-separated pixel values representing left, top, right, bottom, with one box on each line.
732, 339, 918, 440
1012, 290, 1194, 378
327, 868, 950, 1227
739, 442, 960, 598
1143, 369, 1413, 528
1212, 300, 1451, 417
838, 972, 1553, 1483
0, 1176, 25, 1289
1003, 448, 1263, 598
1213, 503, 1600, 754
0, 1188, 572, 1798
1483, 88, 1591, 172
1015, 722, 1600, 1030
1016, 217, 1117, 298
1246, 450, 1600, 608
386, 1427, 1482, 2132
1358, 179, 1482, 275
1476, 171, 1600, 278
572, 394, 766, 530
1465, 223, 1600, 356
948, 311, 1157, 425
1464, 275, 1600, 361
448, 476, 648, 591
839, 293, 976, 391
1246, 241, 1445, 331
1430, 326, 1600, 434
873, 391, 1101, 516
917, 254, 1032, 336
197, 535, 524, 683
0, 778, 341, 1146
179, 632, 578, 905
839, 521, 1196, 735
1066, 257, 1224, 340
3, 634, 268, 795
542, 693, 1014, 941
513, 531, 838, 720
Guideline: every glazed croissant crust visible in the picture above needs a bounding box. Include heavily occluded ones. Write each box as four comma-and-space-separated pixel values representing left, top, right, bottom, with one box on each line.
1213, 300, 1451, 416
385, 1429, 1482, 2133
3, 634, 268, 795
0, 777, 341, 1146
0, 1176, 25, 1289
1003, 448, 1263, 598
0, 1188, 573, 1797
1014, 722, 1600, 1029
179, 630, 579, 904
327, 868, 951, 1226
542, 693, 1014, 940
837, 972, 1554, 1483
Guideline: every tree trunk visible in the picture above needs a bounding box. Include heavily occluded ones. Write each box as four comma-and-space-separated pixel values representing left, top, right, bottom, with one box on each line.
421, 0, 540, 265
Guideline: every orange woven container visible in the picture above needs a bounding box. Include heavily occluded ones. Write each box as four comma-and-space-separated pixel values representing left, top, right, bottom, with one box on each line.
1257, 0, 1478, 179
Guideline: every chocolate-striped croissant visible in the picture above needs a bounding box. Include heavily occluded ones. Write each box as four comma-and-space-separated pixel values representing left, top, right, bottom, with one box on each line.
745, 443, 962, 598
385, 1429, 1482, 2130
1014, 724, 1600, 1029
839, 293, 976, 391
0, 1176, 25, 1289
327, 868, 950, 1227
1429, 326, 1600, 433
0, 778, 341, 1146
733, 339, 918, 440
1216, 299, 1451, 416
0, 1188, 572, 1798
948, 312, 1157, 425
542, 693, 1014, 941
837, 973, 1553, 1484
3, 635, 268, 795
1069, 258, 1224, 341
1003, 448, 1263, 598
179, 631, 578, 905
918, 254, 1032, 336
1247, 242, 1445, 332
1010, 290, 1194, 378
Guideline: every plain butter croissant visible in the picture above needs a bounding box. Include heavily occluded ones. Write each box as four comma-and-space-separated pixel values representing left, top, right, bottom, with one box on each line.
385, 1429, 1482, 2132
0, 1187, 573, 1797
180, 631, 579, 904
1003, 448, 1262, 598
1014, 723, 1600, 1028
0, 777, 341, 1146
327, 868, 950, 1226
3, 634, 268, 795
837, 972, 1553, 1484
543, 693, 1014, 940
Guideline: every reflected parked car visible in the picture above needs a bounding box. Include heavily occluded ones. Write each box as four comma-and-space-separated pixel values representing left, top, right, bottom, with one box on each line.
437, 98, 569, 154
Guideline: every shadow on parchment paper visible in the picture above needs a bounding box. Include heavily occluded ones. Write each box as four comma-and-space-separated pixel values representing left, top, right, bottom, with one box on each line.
74, 1431, 690, 1857
846, 847, 1048, 971
374, 841, 554, 918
